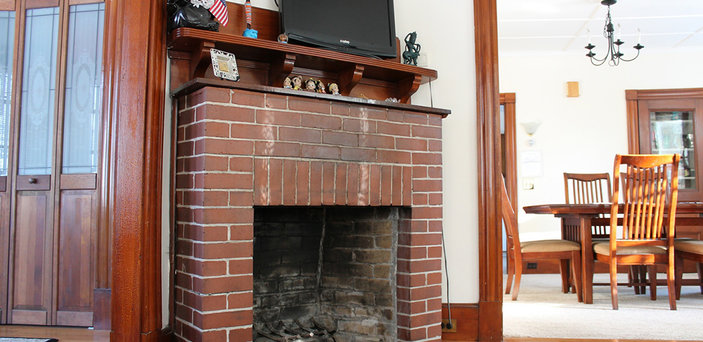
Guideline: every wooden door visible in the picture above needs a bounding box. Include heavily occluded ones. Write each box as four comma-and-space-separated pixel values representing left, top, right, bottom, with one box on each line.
627, 90, 703, 202
2, 0, 104, 326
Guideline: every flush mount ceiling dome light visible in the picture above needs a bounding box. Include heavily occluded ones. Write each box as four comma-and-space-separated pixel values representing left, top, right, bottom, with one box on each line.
585, 0, 644, 66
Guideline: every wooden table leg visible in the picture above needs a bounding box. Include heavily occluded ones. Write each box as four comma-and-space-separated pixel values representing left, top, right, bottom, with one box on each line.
580, 216, 594, 304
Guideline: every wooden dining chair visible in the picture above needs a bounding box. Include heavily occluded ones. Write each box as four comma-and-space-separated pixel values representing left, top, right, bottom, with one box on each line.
564, 172, 612, 238
564, 172, 645, 293
593, 154, 680, 310
501, 176, 582, 301
675, 239, 703, 296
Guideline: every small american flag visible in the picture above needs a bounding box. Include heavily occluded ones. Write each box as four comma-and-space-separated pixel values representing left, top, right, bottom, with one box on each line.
209, 0, 229, 27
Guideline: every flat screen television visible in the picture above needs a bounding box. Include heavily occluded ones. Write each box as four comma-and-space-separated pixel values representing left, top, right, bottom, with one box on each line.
280, 0, 397, 59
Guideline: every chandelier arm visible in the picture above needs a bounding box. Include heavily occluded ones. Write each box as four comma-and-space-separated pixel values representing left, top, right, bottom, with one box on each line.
618, 49, 642, 62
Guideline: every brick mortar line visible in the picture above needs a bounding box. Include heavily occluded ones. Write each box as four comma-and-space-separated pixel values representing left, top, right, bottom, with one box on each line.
174, 316, 253, 332
174, 238, 254, 245
177, 154, 439, 169
181, 100, 441, 127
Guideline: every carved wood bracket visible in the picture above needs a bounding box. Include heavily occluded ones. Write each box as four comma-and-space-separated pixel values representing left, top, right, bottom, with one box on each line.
269, 53, 296, 87
191, 40, 215, 78
397, 74, 422, 104
339, 64, 364, 96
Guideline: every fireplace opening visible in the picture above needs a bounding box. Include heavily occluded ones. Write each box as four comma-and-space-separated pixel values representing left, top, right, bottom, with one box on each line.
253, 206, 401, 341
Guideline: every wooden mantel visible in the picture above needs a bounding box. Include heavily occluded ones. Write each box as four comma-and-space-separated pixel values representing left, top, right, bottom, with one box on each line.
167, 4, 438, 104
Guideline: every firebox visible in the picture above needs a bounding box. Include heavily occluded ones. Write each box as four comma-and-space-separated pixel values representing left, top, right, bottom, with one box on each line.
253, 206, 402, 341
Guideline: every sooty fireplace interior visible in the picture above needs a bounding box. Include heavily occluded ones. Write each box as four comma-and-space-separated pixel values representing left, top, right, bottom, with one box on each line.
253, 206, 403, 342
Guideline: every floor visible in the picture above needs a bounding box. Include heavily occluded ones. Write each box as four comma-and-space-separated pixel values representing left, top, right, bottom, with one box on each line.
0, 324, 699, 342
0, 326, 109, 342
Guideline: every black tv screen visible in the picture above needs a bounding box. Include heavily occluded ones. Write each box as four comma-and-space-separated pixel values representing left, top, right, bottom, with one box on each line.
280, 0, 397, 59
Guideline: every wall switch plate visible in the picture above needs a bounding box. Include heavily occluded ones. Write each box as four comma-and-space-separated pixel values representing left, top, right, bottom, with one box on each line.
441, 318, 457, 333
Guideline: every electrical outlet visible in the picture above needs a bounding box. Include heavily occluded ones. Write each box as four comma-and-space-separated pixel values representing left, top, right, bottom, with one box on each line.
441, 318, 457, 333
527, 262, 537, 269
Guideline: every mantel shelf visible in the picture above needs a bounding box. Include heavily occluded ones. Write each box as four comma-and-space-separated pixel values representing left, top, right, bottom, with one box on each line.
167, 27, 438, 103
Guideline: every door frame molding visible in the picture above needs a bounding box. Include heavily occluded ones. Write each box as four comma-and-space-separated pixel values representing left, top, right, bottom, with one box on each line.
102, 0, 166, 339
474, 0, 503, 340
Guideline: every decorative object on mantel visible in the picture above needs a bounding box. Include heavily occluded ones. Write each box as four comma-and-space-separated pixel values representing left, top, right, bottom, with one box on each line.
304, 78, 317, 92
585, 0, 643, 66
242, 0, 258, 38
210, 48, 240, 81
327, 83, 340, 95
385, 97, 399, 103
277, 33, 288, 44
316, 80, 326, 93
291, 75, 303, 90
208, 0, 229, 27
403, 31, 421, 66
167, 0, 219, 32
283, 76, 292, 89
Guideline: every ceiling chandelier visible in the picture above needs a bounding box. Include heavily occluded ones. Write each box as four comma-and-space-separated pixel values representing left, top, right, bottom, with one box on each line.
585, 0, 644, 66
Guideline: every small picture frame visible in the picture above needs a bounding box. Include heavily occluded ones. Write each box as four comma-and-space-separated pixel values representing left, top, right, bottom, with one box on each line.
210, 48, 240, 82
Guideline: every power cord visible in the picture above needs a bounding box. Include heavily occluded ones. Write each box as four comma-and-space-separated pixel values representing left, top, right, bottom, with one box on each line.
441, 225, 453, 330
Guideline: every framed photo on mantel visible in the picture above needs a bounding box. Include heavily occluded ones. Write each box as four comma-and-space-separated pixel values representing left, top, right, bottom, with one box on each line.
210, 48, 240, 82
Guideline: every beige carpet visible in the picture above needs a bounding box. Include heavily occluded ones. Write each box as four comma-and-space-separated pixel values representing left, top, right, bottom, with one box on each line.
503, 273, 703, 340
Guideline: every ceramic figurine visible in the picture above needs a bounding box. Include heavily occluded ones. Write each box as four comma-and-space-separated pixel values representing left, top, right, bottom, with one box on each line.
305, 78, 317, 92
283, 76, 292, 89
316, 80, 326, 93
327, 83, 340, 95
277, 33, 288, 43
291, 75, 303, 90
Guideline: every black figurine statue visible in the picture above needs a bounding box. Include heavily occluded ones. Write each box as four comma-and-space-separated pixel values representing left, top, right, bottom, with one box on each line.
403, 32, 421, 66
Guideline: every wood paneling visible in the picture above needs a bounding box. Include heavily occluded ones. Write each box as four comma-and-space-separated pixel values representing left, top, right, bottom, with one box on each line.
60, 174, 97, 190
441, 304, 478, 341
0, 325, 109, 341
15, 175, 51, 191
0, 192, 7, 322
11, 194, 51, 325
57, 190, 96, 327
104, 0, 166, 339
0, 0, 15, 11
25, 0, 59, 9
474, 0, 503, 340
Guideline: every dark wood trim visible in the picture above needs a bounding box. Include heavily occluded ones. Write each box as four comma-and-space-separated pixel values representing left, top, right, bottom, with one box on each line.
172, 77, 452, 117
105, 0, 166, 339
0, 176, 6, 192
475, 0, 502, 340
625, 90, 640, 154
625, 88, 703, 101
441, 303, 478, 341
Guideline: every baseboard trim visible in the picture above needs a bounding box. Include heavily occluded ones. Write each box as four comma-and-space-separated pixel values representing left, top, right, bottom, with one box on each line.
441, 303, 479, 341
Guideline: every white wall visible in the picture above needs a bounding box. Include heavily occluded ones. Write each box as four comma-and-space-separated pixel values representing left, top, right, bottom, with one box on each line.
395, 0, 479, 304
499, 49, 703, 241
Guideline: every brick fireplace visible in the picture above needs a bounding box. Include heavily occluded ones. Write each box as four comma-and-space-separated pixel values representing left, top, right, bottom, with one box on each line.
173, 84, 446, 341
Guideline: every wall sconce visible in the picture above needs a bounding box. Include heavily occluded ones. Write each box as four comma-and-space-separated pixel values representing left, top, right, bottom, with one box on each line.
520, 121, 542, 146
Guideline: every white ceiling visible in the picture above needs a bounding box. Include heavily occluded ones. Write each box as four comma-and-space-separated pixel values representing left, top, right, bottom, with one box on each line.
497, 0, 703, 55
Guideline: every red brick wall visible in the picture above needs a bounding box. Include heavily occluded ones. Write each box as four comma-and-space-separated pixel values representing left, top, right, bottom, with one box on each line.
174, 86, 445, 341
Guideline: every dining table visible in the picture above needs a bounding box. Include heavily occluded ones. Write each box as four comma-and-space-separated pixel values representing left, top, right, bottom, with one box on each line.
522, 201, 703, 304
